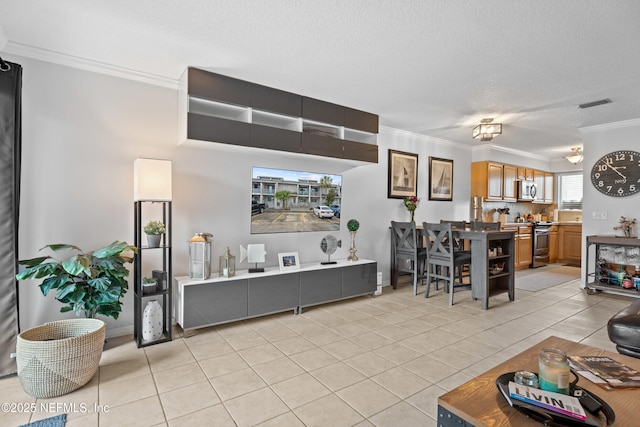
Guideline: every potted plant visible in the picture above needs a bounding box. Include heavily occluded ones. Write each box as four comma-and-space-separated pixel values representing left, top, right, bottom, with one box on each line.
142, 276, 157, 294
347, 219, 360, 261
16, 240, 137, 319
15, 241, 136, 398
144, 220, 166, 247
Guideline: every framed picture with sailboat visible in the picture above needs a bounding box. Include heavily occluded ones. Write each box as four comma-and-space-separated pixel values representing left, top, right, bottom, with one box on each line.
429, 157, 453, 201
388, 149, 418, 199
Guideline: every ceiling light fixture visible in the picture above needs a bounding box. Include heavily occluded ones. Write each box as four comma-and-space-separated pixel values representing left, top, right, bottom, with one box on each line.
472, 118, 502, 141
578, 98, 612, 109
564, 147, 583, 165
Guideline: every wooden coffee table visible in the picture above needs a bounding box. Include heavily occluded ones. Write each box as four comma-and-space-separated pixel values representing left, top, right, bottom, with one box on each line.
438, 336, 640, 426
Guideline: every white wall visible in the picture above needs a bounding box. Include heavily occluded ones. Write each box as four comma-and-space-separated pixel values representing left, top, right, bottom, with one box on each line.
13, 55, 473, 336
582, 120, 640, 247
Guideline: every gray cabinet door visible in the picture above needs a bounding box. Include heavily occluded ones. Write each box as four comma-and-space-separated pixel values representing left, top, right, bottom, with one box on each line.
251, 125, 301, 153
188, 68, 251, 105
344, 106, 379, 134
342, 262, 377, 297
187, 113, 251, 147
302, 97, 344, 126
300, 269, 342, 307
343, 140, 378, 163
252, 84, 302, 117
182, 279, 248, 328
301, 133, 344, 159
248, 273, 300, 316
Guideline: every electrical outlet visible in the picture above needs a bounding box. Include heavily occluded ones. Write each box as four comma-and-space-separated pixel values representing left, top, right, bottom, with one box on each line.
377, 272, 382, 285
592, 211, 608, 220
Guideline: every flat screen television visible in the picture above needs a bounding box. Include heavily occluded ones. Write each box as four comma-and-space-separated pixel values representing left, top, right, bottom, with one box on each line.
251, 166, 342, 234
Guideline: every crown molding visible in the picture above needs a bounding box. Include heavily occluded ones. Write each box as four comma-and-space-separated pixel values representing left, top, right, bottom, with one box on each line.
379, 125, 471, 151
580, 118, 640, 134
2, 41, 179, 89
472, 142, 549, 162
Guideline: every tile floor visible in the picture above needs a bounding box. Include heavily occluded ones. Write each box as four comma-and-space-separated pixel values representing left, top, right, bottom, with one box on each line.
1, 269, 630, 427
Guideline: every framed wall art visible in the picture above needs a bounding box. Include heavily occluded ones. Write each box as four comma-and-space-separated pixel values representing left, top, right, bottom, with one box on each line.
388, 149, 418, 199
429, 157, 453, 201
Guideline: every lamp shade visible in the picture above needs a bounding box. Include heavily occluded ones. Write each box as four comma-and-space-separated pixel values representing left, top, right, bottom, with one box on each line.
134, 158, 172, 201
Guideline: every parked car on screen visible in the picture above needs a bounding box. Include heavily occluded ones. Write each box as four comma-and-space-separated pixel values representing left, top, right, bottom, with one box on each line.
313, 205, 334, 218
330, 204, 341, 218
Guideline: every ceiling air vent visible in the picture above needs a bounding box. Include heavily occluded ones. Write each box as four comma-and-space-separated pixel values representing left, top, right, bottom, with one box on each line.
578, 98, 612, 109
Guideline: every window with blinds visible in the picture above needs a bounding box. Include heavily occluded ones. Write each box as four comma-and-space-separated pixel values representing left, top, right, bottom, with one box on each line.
559, 173, 583, 210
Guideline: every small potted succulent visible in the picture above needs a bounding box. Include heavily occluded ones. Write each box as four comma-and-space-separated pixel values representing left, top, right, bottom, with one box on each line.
144, 220, 166, 248
142, 277, 157, 295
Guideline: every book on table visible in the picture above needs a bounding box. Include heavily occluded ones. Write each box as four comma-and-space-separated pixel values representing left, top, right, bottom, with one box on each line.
569, 355, 640, 390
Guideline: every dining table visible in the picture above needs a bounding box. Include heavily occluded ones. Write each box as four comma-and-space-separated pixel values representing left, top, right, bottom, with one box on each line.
390, 224, 516, 309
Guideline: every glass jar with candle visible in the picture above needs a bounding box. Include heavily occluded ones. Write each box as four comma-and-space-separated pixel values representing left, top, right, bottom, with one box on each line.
539, 348, 570, 394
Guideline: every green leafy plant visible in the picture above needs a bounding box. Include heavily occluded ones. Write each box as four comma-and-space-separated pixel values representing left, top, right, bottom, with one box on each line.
143, 277, 157, 284
275, 190, 292, 210
143, 220, 166, 235
347, 219, 360, 232
16, 241, 137, 319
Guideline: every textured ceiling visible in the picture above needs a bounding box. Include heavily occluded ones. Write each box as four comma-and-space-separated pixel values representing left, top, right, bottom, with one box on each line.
1, 0, 640, 161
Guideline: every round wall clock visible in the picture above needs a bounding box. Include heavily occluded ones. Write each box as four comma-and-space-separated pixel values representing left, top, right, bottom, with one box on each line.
590, 150, 640, 197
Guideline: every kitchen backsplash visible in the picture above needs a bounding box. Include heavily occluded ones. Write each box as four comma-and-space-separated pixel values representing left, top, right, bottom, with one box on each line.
482, 201, 581, 223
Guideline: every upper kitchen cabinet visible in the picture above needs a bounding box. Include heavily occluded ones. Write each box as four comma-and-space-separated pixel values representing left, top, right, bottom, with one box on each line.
517, 167, 534, 181
471, 161, 516, 202
533, 170, 554, 204
179, 67, 378, 163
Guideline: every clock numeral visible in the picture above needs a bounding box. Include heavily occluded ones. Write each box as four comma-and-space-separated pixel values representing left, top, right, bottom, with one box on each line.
630, 184, 636, 192
594, 172, 600, 179
607, 185, 612, 192
605, 157, 613, 165
615, 153, 626, 161
618, 188, 625, 195
598, 164, 609, 172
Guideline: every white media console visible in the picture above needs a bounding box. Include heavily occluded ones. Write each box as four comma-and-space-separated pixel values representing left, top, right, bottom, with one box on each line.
174, 259, 377, 331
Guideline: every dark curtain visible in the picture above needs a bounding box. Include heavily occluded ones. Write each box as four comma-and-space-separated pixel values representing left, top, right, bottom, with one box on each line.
0, 57, 22, 377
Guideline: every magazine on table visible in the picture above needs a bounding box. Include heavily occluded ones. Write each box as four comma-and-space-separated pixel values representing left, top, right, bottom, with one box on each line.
569, 355, 640, 389
508, 381, 587, 421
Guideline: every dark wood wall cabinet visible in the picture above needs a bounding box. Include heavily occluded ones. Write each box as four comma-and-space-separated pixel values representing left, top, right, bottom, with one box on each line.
179, 67, 379, 163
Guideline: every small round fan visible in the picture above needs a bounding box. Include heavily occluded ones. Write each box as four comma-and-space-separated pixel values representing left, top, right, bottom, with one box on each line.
320, 235, 341, 265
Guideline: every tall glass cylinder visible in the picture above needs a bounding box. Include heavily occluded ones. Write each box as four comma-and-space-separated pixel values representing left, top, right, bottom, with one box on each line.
189, 233, 213, 280
539, 348, 570, 394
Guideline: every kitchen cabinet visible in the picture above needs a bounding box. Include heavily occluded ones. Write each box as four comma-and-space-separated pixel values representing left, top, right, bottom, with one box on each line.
471, 161, 513, 201
517, 167, 534, 181
503, 164, 518, 201
532, 170, 546, 203
544, 172, 554, 203
502, 224, 532, 270
559, 224, 582, 266
179, 67, 379, 163
549, 225, 559, 263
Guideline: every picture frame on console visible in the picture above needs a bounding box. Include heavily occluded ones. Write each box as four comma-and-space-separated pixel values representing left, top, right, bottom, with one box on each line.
278, 252, 300, 271
388, 149, 418, 199
429, 156, 453, 201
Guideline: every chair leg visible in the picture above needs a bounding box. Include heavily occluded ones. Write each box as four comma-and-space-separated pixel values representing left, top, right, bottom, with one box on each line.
448, 264, 455, 306
424, 265, 432, 298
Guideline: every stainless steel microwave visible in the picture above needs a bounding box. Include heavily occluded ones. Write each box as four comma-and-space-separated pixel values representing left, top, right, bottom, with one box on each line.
517, 180, 537, 201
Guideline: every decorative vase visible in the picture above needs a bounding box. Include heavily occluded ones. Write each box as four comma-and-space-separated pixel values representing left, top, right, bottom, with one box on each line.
348, 230, 359, 261
142, 300, 163, 342
409, 210, 415, 223
147, 234, 161, 248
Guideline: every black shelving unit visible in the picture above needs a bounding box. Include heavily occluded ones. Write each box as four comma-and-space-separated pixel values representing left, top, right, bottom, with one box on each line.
134, 200, 172, 347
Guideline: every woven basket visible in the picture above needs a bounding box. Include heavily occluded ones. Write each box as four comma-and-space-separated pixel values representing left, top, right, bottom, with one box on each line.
17, 318, 105, 398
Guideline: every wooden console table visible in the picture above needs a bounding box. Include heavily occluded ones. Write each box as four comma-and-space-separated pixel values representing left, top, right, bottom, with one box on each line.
174, 259, 377, 331
438, 336, 640, 426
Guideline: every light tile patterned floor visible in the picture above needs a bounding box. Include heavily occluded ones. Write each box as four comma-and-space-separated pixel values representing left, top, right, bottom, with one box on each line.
1, 273, 630, 427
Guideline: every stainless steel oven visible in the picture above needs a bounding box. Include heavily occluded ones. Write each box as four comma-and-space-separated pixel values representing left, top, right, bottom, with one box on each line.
530, 222, 552, 268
